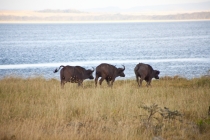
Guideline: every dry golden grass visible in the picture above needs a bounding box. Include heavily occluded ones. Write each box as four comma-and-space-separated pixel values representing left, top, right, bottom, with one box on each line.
0, 76, 210, 140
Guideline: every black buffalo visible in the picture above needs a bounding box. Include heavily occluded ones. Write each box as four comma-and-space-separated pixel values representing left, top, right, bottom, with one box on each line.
54, 65, 94, 88
134, 63, 160, 87
95, 63, 125, 87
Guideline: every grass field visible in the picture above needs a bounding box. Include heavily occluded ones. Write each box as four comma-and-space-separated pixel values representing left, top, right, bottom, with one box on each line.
0, 76, 210, 140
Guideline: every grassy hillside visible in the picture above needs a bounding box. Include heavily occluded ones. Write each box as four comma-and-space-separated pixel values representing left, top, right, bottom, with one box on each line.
0, 76, 210, 140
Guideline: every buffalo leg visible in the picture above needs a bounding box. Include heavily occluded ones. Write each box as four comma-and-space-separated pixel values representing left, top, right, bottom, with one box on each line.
106, 78, 111, 86
136, 75, 140, 86
139, 77, 145, 87
146, 80, 151, 87
61, 80, 65, 89
95, 75, 99, 87
110, 79, 115, 87
99, 77, 105, 86
139, 79, 143, 87
78, 81, 83, 87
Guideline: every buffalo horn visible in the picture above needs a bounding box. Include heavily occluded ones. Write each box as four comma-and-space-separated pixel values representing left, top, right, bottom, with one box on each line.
122, 65, 125, 71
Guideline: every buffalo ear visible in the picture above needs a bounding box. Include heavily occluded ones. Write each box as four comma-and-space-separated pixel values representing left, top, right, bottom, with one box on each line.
156, 70, 160, 74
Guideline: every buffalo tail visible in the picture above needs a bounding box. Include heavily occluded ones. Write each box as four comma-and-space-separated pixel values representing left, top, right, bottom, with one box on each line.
53, 65, 65, 73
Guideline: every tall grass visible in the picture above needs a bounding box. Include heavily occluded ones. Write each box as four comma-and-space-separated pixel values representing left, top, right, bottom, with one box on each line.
0, 76, 210, 140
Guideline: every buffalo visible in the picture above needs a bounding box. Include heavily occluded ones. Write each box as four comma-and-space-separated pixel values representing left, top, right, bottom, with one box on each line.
134, 63, 160, 87
54, 65, 94, 88
95, 63, 125, 87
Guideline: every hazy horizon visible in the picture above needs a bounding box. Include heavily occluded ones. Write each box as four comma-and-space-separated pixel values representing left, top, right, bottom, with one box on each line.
0, 0, 209, 11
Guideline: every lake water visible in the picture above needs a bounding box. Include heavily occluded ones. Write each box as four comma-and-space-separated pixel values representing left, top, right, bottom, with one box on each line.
0, 21, 210, 80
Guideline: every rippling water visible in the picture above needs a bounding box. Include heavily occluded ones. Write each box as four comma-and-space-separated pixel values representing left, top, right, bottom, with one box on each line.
0, 21, 210, 79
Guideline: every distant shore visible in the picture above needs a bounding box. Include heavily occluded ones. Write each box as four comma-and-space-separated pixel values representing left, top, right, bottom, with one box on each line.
0, 10, 210, 23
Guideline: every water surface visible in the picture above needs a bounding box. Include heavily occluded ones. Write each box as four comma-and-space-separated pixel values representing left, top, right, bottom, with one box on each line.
0, 21, 210, 79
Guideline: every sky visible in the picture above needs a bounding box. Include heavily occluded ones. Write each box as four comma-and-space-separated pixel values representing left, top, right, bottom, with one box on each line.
0, 0, 208, 10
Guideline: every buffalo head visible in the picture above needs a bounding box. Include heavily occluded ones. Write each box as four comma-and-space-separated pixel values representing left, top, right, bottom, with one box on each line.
117, 65, 125, 77
154, 70, 160, 79
87, 67, 95, 79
